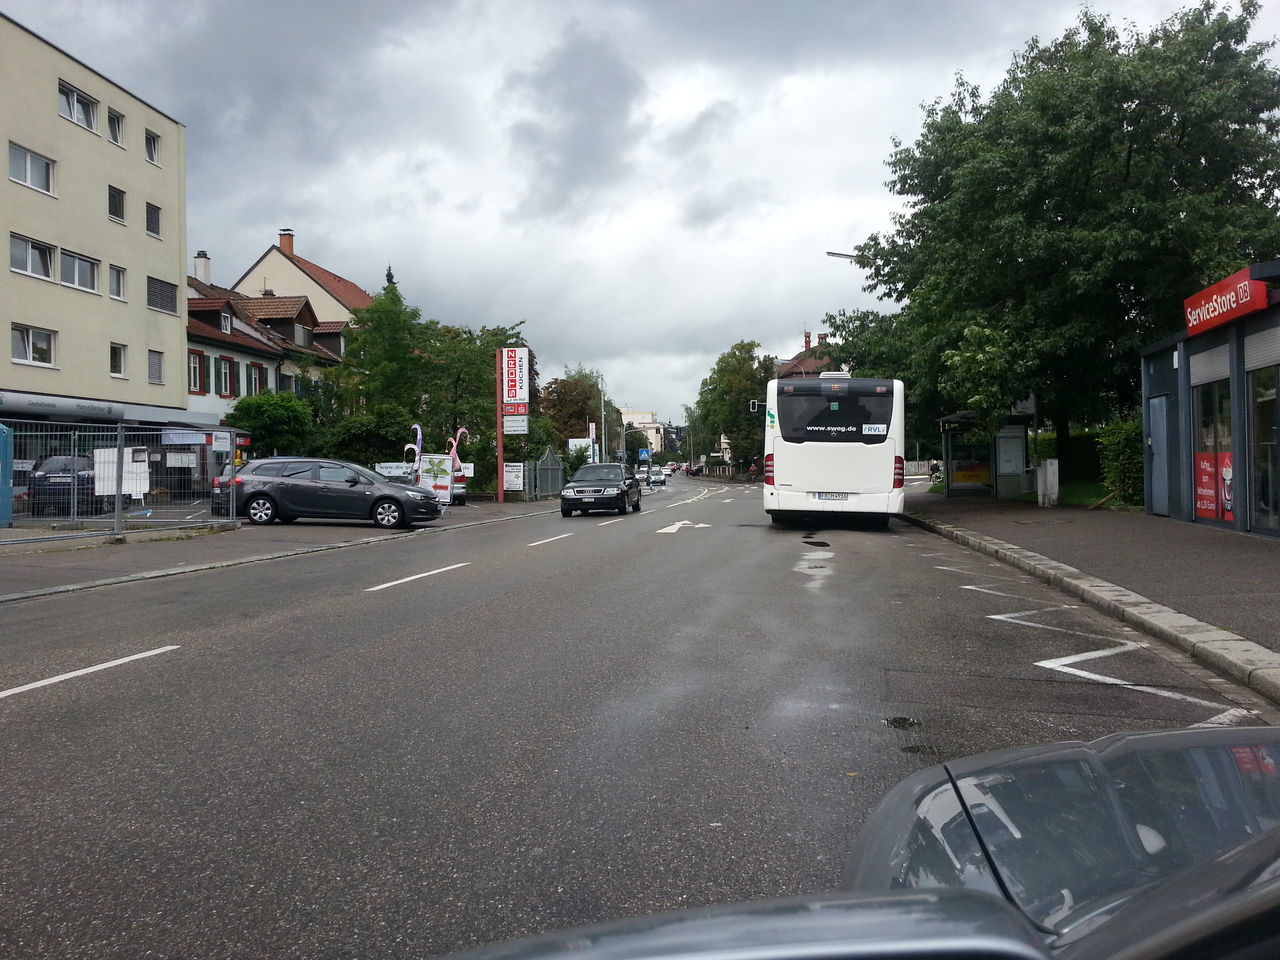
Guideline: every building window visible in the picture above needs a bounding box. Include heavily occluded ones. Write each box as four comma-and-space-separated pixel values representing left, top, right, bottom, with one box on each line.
294, 324, 313, 347
58, 81, 97, 131
146, 276, 178, 313
278, 371, 294, 394
217, 357, 234, 397
109, 265, 126, 300
188, 350, 206, 393
220, 312, 232, 334
110, 342, 127, 377
145, 202, 161, 237
145, 130, 160, 164
107, 110, 125, 146
108, 185, 126, 222
148, 349, 164, 384
60, 250, 98, 292
9, 143, 54, 193
247, 363, 264, 396
10, 234, 55, 279
11, 323, 56, 366
1193, 379, 1233, 523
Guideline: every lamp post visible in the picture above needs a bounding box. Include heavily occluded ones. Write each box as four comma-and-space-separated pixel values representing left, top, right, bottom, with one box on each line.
595, 372, 608, 463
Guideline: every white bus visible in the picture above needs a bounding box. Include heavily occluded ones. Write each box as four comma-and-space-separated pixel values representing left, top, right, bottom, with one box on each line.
762, 373, 905, 525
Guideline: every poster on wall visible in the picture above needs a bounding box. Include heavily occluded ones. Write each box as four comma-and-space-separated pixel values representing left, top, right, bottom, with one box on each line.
1195, 451, 1234, 521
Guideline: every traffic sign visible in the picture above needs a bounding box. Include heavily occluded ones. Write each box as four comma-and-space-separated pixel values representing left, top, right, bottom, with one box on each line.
638, 448, 651, 460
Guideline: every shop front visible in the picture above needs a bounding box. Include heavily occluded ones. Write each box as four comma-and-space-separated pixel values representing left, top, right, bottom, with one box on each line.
1142, 261, 1280, 534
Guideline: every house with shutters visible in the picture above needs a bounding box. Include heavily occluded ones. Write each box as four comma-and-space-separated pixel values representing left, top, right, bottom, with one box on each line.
229, 229, 371, 357
184, 266, 338, 426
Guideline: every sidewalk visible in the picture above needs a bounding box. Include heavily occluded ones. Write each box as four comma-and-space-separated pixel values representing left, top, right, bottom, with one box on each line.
904, 486, 1280, 703
0, 497, 557, 604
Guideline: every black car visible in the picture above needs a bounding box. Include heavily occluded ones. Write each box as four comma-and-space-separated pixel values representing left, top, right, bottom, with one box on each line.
28, 455, 98, 517
560, 463, 641, 516
212, 457, 441, 528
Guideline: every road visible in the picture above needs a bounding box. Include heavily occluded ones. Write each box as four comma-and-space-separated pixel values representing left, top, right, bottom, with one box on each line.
2, 475, 1276, 958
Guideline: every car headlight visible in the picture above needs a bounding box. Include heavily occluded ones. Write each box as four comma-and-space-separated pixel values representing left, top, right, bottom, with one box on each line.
561, 487, 577, 496
602, 486, 621, 494
406, 490, 428, 501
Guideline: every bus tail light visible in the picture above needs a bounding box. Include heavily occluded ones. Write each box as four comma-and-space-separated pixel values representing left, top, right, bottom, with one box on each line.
893, 456, 904, 488
763, 454, 775, 485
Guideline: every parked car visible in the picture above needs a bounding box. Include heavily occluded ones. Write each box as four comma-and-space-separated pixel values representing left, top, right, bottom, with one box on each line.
560, 463, 641, 516
212, 457, 441, 528
452, 469, 467, 506
28, 455, 98, 517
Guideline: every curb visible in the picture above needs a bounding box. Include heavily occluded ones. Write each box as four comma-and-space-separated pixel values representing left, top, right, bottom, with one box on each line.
904, 512, 1280, 706
0, 507, 559, 606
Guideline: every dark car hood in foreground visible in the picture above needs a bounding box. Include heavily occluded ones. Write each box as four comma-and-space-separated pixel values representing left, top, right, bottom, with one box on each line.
439, 727, 1280, 960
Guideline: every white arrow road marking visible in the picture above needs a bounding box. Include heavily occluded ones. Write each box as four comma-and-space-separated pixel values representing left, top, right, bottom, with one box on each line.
366, 562, 471, 592
656, 520, 712, 533
991, 608, 1250, 715
0, 645, 180, 700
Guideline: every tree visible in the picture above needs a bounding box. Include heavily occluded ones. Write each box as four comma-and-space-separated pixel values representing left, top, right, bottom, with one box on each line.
851, 2, 1280, 471
341, 273, 433, 418
225, 392, 314, 457
543, 365, 618, 455
694, 341, 773, 468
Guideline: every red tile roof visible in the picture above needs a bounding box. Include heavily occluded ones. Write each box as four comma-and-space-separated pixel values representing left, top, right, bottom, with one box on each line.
186, 317, 283, 356
235, 296, 310, 321
314, 321, 348, 334
281, 251, 373, 311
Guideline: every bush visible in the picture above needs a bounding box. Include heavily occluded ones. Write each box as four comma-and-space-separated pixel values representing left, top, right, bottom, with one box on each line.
1097, 416, 1144, 505
1032, 430, 1101, 482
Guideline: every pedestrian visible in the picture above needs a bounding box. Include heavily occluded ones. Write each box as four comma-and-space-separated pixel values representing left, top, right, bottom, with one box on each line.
748, 462, 758, 483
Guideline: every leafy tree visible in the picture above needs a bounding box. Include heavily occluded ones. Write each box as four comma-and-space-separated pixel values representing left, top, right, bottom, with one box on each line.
225, 392, 314, 457
851, 1, 1280, 472
314, 402, 411, 466
542, 365, 620, 457
694, 341, 773, 468
341, 270, 433, 418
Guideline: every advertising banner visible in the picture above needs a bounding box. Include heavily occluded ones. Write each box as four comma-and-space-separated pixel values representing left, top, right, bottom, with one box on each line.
1195, 451, 1234, 521
503, 347, 529, 404
503, 462, 525, 491
418, 454, 455, 504
503, 415, 529, 435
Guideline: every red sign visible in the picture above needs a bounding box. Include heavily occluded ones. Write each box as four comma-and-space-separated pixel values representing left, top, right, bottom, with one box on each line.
503, 347, 529, 403
502, 403, 528, 415
1194, 451, 1234, 521
1184, 268, 1267, 336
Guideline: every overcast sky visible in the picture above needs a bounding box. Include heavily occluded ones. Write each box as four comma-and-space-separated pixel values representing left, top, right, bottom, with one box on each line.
6, 0, 1278, 424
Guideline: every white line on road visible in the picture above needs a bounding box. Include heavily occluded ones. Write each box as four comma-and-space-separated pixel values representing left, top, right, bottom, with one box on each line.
597, 518, 625, 525
528, 533, 574, 546
0, 645, 180, 701
365, 562, 471, 592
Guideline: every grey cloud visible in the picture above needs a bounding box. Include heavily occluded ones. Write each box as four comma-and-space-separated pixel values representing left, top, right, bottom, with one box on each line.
681, 179, 771, 230
664, 100, 740, 156
504, 23, 648, 221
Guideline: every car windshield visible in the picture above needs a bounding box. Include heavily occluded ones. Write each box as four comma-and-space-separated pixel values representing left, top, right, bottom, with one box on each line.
36, 457, 90, 472
15, 6, 1280, 960
572, 465, 623, 482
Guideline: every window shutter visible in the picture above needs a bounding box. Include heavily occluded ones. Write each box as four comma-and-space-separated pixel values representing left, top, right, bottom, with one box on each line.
204, 355, 212, 394
233, 361, 242, 397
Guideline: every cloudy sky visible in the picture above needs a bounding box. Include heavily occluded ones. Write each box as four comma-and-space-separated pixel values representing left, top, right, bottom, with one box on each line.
6, 0, 1278, 423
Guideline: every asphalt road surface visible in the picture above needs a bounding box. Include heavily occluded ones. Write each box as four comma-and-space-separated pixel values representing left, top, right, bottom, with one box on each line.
3, 476, 1276, 958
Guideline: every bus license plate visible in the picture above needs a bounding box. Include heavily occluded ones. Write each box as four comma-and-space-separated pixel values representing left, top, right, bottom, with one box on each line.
816, 492, 848, 501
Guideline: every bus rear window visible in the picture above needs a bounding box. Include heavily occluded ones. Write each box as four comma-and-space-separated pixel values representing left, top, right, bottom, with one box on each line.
777, 385, 894, 444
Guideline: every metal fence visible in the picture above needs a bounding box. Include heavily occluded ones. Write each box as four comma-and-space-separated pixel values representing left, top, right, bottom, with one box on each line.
2, 418, 245, 542
528, 447, 565, 498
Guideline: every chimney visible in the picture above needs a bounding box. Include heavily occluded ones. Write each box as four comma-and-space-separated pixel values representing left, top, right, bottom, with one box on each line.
279, 228, 294, 255
816, 333, 828, 345
804, 331, 812, 351
194, 250, 211, 283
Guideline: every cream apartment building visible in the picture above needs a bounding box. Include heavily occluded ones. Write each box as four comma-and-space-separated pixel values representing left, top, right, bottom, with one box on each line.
3, 12, 187, 422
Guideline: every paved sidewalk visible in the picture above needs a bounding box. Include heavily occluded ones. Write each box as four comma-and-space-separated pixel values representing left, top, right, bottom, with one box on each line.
904, 486, 1280, 704
0, 497, 557, 604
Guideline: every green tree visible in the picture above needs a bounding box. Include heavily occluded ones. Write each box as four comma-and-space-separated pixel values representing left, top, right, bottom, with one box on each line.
543, 365, 618, 455
695, 341, 773, 469
851, 1, 1280, 472
341, 269, 433, 418
224, 392, 314, 457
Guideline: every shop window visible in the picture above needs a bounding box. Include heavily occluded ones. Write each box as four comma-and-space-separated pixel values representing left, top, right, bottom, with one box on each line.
1250, 367, 1280, 532
1193, 379, 1233, 522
